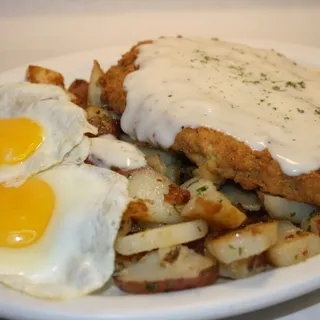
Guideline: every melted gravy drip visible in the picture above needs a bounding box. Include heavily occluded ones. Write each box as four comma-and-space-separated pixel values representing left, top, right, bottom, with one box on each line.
89, 135, 146, 170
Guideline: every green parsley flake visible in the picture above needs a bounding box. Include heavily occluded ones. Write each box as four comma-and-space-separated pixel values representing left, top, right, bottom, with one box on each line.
145, 283, 157, 292
173, 205, 180, 214
272, 85, 282, 91
196, 186, 208, 195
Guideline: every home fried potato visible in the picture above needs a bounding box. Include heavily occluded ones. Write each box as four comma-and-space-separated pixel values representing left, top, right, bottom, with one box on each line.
218, 253, 270, 279
114, 245, 218, 293
145, 154, 167, 176
88, 60, 104, 106
115, 252, 145, 270
118, 216, 132, 237
115, 219, 208, 256
68, 79, 88, 108
181, 177, 247, 229
26, 65, 64, 87
85, 105, 121, 137
300, 212, 320, 236
126, 168, 190, 224
267, 220, 320, 267
220, 182, 261, 212
205, 221, 278, 264
260, 193, 317, 224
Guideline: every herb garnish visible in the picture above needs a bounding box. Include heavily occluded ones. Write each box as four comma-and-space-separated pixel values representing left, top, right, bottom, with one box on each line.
173, 205, 180, 214
272, 85, 283, 91
196, 186, 208, 195
145, 283, 157, 292
290, 212, 296, 218
285, 81, 306, 89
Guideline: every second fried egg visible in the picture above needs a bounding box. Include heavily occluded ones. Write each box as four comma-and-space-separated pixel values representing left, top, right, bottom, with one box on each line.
0, 164, 129, 299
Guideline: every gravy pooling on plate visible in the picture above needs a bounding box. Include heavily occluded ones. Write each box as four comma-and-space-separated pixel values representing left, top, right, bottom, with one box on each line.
122, 37, 320, 176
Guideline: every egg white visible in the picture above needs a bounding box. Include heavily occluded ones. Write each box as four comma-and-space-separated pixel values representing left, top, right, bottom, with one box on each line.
63, 136, 91, 165
0, 164, 129, 299
0, 83, 97, 186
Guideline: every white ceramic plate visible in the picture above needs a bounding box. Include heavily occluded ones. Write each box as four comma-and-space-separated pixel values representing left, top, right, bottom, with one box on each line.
0, 40, 319, 320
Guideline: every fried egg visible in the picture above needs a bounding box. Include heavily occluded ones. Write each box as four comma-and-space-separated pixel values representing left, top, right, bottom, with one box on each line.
63, 136, 92, 165
0, 83, 97, 185
0, 164, 129, 299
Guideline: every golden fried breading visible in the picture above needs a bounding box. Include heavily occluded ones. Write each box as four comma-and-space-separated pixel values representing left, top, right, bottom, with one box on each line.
99, 41, 320, 206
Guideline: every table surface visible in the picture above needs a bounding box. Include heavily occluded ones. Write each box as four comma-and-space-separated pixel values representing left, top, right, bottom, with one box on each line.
0, 1, 319, 319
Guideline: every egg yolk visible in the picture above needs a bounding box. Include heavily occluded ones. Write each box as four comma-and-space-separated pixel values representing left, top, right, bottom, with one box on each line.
0, 118, 43, 165
0, 177, 55, 248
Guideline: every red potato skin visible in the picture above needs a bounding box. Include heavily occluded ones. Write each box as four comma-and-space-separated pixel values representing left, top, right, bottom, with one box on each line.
113, 264, 219, 294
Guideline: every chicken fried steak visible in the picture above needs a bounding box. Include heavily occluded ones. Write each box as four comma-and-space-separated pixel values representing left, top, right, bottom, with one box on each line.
100, 38, 320, 206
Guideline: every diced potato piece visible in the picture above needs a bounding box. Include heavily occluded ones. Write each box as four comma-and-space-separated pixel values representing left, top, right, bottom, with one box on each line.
88, 60, 104, 106
68, 79, 88, 107
180, 177, 247, 229
145, 154, 167, 176
114, 245, 218, 293
126, 168, 189, 224
193, 161, 225, 186
136, 220, 165, 229
300, 212, 320, 236
26, 65, 64, 87
118, 216, 132, 237
139, 145, 182, 184
115, 252, 145, 270
205, 221, 278, 264
220, 182, 261, 212
267, 220, 320, 267
85, 105, 121, 137
115, 219, 208, 256
26, 65, 64, 88
260, 192, 317, 224
219, 253, 270, 279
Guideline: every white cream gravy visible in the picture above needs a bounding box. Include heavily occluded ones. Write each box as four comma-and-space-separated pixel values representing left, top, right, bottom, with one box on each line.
89, 135, 146, 170
122, 37, 320, 176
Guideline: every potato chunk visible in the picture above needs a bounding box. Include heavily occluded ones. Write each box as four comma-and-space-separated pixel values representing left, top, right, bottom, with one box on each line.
88, 60, 104, 106
181, 177, 247, 229
260, 193, 317, 224
115, 219, 208, 256
301, 213, 320, 236
205, 221, 278, 264
68, 79, 89, 107
220, 182, 261, 212
26, 65, 64, 87
219, 253, 270, 279
85, 105, 121, 137
267, 220, 320, 267
126, 168, 189, 224
114, 245, 218, 293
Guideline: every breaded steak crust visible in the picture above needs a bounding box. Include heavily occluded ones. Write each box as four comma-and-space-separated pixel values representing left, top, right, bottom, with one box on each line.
100, 41, 320, 206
